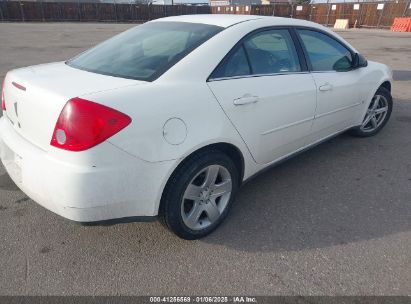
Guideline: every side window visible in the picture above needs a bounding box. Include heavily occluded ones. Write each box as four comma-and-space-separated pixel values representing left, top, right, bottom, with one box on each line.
297, 30, 353, 72
210, 28, 300, 79
243, 29, 301, 74
212, 46, 251, 79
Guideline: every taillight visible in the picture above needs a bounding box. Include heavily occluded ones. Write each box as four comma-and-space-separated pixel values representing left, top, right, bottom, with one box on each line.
1, 78, 6, 111
51, 97, 131, 152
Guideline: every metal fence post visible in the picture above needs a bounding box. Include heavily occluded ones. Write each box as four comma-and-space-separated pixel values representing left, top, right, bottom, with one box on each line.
114, 0, 118, 22
402, 0, 410, 17
78, 0, 81, 22
40, 0, 45, 22
309, 5, 313, 21
19, 1, 25, 22
59, 2, 62, 21
377, 3, 385, 28
326, 3, 330, 26
358, 2, 364, 28
96, 3, 100, 22
148, 3, 151, 21
0, 2, 4, 21
272, 3, 275, 16
3, 1, 9, 22
129, 3, 133, 22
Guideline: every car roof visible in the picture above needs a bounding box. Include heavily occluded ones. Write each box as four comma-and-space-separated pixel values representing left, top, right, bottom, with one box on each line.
151, 14, 317, 29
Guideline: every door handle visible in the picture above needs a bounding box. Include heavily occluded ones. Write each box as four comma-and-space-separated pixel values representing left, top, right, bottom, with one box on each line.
319, 83, 333, 92
233, 94, 259, 105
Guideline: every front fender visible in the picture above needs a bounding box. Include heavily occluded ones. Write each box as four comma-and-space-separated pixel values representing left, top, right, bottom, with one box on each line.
354, 61, 393, 126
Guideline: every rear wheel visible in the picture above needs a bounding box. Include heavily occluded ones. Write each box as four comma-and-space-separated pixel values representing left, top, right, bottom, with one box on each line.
350, 87, 392, 137
160, 150, 239, 240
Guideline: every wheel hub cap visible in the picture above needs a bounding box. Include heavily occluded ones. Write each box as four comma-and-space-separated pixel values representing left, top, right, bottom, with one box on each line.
199, 188, 212, 203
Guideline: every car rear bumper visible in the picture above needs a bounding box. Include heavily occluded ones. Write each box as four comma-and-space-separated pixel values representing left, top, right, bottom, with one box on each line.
0, 116, 174, 222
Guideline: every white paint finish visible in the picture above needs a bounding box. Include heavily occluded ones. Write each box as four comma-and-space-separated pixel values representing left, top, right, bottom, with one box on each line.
90, 81, 251, 164
309, 69, 364, 139
0, 15, 393, 221
3, 62, 142, 151
0, 117, 176, 219
208, 74, 317, 164
151, 13, 261, 28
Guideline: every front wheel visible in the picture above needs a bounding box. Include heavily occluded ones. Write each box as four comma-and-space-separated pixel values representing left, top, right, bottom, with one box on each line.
350, 87, 393, 137
160, 150, 239, 240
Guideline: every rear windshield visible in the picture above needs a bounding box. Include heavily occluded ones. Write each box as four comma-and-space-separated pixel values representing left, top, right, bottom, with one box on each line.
67, 21, 223, 82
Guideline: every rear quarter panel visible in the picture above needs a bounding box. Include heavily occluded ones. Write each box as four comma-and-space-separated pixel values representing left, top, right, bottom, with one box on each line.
82, 81, 256, 179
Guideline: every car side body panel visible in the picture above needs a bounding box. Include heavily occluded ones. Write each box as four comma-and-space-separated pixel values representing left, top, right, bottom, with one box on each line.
86, 81, 257, 177
352, 61, 393, 126
0, 15, 393, 222
207, 74, 317, 165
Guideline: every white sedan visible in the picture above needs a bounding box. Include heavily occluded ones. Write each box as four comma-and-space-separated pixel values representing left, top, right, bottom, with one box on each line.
0, 15, 393, 239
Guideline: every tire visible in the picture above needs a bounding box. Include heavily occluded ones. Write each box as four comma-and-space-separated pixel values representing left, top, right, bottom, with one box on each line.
160, 149, 239, 240
349, 87, 393, 137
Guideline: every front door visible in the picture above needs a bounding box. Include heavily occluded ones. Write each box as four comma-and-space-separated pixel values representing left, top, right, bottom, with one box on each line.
296, 29, 364, 141
208, 28, 317, 164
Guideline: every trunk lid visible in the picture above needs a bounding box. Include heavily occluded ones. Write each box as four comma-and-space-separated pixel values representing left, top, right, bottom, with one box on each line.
3, 62, 144, 151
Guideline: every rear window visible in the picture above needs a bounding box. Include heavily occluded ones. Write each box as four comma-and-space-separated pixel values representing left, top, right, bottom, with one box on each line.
67, 22, 223, 81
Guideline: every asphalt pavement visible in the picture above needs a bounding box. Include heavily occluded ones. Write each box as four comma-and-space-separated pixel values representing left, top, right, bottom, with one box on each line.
0, 23, 410, 296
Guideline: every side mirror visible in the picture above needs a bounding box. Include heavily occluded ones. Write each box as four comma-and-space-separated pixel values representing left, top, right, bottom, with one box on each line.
352, 53, 368, 69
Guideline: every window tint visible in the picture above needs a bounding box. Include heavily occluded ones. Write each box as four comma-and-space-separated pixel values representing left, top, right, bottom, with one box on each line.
211, 29, 301, 79
67, 22, 222, 81
211, 46, 250, 78
297, 30, 353, 72
244, 29, 301, 74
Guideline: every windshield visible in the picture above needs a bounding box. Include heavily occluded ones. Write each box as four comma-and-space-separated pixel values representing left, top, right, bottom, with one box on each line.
67, 21, 223, 81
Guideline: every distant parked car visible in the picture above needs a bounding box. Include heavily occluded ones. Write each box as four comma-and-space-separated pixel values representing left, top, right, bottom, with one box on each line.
0, 15, 393, 239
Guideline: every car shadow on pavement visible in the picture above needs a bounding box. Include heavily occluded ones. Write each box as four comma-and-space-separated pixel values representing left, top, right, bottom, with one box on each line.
0, 173, 20, 191
0, 100, 410, 255
203, 99, 411, 252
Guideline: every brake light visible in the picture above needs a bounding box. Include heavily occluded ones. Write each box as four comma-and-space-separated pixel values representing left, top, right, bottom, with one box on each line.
51, 97, 131, 152
1, 78, 6, 111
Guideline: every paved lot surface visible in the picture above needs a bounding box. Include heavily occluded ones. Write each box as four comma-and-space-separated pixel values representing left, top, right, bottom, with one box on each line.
0, 23, 410, 296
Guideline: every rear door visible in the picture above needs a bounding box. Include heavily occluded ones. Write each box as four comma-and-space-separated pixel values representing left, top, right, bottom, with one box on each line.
207, 28, 317, 164
296, 29, 364, 141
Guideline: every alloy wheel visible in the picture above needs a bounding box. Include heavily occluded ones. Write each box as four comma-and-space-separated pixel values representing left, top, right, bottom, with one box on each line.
360, 94, 389, 133
181, 165, 232, 230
